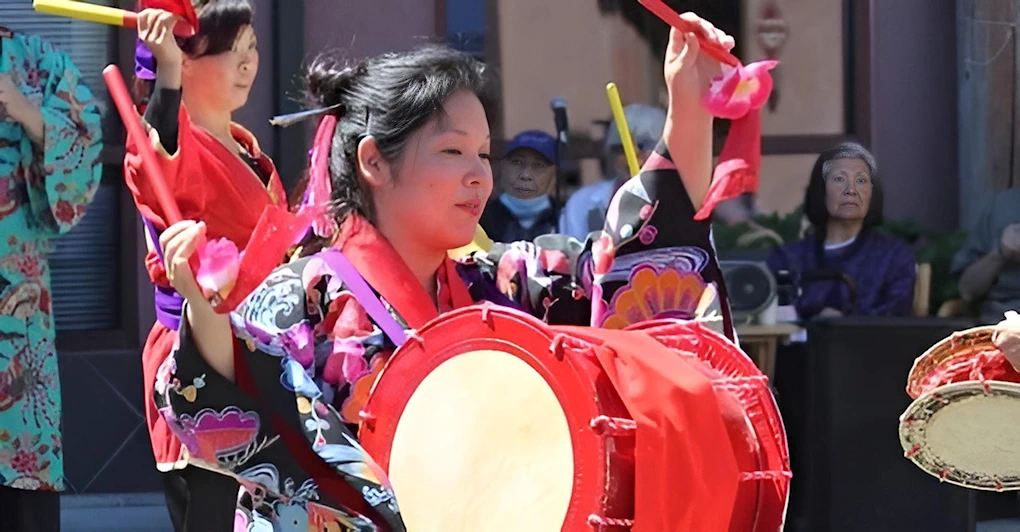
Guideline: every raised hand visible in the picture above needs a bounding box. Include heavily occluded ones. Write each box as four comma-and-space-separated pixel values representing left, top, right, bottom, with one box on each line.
137, 8, 183, 86
663, 13, 735, 122
159, 220, 207, 304
661, 13, 735, 210
993, 311, 1020, 371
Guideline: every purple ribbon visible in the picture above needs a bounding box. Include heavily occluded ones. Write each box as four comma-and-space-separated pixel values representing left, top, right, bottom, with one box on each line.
316, 250, 409, 347
142, 216, 183, 330
155, 285, 184, 331
135, 39, 156, 81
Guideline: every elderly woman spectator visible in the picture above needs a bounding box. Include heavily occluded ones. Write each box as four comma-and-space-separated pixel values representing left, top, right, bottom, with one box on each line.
766, 142, 915, 319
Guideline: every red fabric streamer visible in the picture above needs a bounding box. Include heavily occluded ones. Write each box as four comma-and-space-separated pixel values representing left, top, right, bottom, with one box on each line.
562, 326, 742, 531
695, 110, 762, 221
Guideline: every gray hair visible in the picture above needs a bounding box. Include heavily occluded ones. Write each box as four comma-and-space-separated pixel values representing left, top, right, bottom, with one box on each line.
820, 141, 878, 180
605, 103, 667, 152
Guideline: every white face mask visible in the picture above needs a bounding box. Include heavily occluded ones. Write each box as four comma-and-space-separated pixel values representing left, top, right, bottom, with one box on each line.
499, 194, 552, 229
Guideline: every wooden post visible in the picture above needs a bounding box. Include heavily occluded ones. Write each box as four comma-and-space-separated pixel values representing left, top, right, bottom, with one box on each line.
958, 0, 1017, 228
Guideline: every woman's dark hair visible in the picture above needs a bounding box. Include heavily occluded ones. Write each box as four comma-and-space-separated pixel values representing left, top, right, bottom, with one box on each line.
179, 0, 254, 58
803, 141, 884, 234
306, 45, 497, 223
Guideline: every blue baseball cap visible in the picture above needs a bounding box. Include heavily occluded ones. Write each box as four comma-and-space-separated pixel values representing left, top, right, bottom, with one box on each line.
505, 130, 557, 165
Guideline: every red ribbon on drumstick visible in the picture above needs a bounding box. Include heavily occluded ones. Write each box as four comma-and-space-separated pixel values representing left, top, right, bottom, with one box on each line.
103, 65, 313, 313
638, 0, 777, 221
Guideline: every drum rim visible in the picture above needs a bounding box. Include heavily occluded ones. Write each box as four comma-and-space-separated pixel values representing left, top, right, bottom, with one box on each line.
625, 318, 792, 531
907, 326, 997, 398
359, 304, 627, 529
899, 380, 1020, 491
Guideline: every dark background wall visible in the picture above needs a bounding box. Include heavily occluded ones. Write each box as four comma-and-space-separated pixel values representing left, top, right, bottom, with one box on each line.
868, 0, 960, 231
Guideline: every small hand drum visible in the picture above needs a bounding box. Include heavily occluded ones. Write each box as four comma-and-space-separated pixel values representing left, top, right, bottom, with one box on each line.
359, 305, 790, 531
900, 326, 1020, 491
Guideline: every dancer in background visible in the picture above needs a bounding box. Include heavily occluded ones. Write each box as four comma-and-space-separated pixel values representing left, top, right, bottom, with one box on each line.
0, 27, 103, 532
150, 12, 740, 529
125, 1, 286, 529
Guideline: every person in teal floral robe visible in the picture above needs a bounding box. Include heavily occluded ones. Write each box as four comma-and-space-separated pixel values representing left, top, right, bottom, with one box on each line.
0, 27, 103, 530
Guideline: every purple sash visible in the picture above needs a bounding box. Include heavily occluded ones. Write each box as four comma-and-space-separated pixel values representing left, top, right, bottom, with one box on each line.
143, 217, 185, 331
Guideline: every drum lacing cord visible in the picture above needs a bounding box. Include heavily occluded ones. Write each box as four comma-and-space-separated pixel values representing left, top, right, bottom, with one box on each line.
740, 470, 792, 482
590, 415, 637, 436
549, 333, 592, 361
713, 375, 769, 392
967, 350, 1002, 394
587, 514, 635, 529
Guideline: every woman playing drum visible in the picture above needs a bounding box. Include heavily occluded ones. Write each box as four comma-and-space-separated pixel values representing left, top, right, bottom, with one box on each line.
153, 14, 754, 530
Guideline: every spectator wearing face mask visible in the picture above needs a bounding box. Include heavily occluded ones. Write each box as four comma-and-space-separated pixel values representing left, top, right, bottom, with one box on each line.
480, 130, 560, 242
559, 103, 667, 241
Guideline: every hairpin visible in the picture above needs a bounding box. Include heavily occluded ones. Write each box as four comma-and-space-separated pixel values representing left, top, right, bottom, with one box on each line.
269, 103, 343, 128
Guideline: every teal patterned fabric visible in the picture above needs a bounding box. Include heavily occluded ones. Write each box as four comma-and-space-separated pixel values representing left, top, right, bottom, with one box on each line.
0, 31, 103, 492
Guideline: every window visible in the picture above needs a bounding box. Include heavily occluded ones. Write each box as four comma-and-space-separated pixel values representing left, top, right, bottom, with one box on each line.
1, 0, 126, 334
446, 0, 487, 61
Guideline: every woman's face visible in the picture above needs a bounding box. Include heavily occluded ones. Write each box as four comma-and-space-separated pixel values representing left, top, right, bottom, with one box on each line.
824, 157, 873, 222
370, 90, 493, 252
182, 25, 259, 112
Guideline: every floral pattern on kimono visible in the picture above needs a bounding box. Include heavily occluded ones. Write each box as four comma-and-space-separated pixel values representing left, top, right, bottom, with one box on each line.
0, 31, 103, 492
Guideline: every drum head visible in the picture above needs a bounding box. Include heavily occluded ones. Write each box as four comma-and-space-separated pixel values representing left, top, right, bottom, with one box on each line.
360, 305, 629, 532
900, 381, 1020, 491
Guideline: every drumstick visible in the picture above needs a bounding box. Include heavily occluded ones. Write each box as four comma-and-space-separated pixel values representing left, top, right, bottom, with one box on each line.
33, 0, 196, 38
606, 83, 641, 178
636, 0, 740, 67
103, 64, 183, 224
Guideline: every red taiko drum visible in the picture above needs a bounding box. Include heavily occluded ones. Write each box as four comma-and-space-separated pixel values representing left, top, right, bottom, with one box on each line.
359, 305, 790, 531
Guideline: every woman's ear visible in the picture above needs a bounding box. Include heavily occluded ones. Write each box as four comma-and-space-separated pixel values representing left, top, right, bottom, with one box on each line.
357, 136, 393, 189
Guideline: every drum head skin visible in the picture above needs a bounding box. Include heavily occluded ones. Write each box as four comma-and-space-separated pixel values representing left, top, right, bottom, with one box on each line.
899, 381, 1020, 491
388, 349, 574, 531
